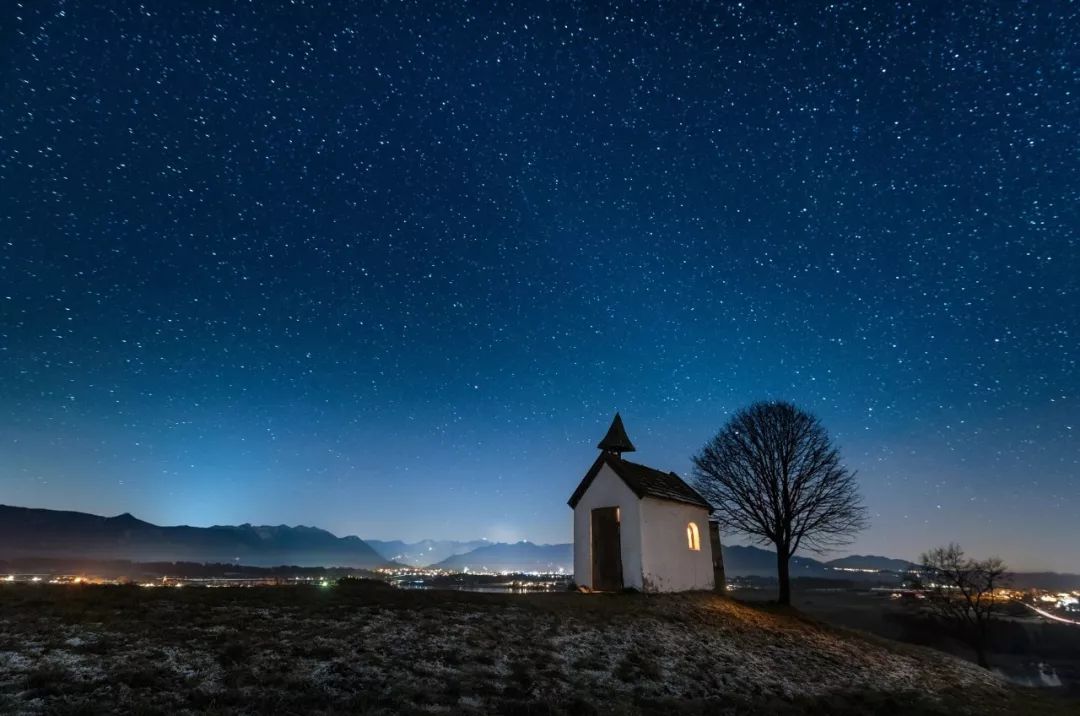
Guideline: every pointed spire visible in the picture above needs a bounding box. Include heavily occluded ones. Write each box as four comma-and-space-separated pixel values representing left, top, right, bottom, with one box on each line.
597, 413, 636, 455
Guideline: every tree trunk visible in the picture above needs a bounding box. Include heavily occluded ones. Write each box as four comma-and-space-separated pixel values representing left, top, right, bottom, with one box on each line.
776, 548, 791, 606
974, 631, 990, 669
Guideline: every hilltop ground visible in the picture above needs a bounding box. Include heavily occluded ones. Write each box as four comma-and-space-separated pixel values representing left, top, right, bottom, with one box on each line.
0, 584, 1070, 715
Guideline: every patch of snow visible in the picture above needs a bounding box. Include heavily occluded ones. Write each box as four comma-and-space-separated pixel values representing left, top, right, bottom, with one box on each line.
0, 651, 33, 672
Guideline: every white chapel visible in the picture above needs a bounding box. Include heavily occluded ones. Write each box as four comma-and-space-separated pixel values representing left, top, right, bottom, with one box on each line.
568, 414, 721, 592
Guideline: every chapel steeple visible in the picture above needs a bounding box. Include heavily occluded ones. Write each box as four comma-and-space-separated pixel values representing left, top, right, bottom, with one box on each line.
597, 413, 636, 456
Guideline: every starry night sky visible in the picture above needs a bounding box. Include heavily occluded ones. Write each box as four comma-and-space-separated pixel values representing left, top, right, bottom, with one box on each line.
1, 2, 1077, 570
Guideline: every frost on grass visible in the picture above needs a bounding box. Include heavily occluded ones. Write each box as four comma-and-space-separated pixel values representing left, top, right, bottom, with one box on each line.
0, 587, 1013, 715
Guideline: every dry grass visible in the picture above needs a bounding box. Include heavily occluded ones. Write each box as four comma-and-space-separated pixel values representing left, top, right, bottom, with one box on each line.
0, 584, 1068, 714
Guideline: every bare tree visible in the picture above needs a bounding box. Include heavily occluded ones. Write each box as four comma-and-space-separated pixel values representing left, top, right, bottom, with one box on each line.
691, 401, 867, 605
913, 543, 1009, 668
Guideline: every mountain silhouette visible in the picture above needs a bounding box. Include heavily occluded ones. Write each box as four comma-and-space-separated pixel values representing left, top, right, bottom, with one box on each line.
433, 541, 572, 573
0, 505, 390, 568
365, 538, 492, 566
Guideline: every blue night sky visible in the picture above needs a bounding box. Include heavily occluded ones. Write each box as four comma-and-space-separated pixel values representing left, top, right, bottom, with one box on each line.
1, 2, 1077, 571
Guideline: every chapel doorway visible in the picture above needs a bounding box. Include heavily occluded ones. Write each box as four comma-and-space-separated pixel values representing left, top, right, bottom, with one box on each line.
590, 506, 623, 591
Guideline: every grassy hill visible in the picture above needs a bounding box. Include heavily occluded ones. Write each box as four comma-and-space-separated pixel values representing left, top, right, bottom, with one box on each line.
0, 585, 1068, 715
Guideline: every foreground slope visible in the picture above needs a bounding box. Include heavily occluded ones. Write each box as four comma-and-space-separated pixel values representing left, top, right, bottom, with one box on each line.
0, 586, 1065, 715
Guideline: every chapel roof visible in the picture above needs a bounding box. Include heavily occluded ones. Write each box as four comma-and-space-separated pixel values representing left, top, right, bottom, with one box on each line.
568, 415, 711, 510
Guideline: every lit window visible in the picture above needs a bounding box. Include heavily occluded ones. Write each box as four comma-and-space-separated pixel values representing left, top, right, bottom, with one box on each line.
687, 522, 700, 551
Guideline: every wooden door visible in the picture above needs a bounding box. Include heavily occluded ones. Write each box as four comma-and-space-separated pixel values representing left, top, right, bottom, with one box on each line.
591, 507, 623, 591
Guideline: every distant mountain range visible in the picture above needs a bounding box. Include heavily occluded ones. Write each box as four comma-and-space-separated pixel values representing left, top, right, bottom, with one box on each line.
824, 555, 918, 572
721, 546, 915, 581
0, 505, 390, 569
365, 539, 492, 567
3, 506, 1075, 590
432, 541, 572, 573
369, 538, 917, 578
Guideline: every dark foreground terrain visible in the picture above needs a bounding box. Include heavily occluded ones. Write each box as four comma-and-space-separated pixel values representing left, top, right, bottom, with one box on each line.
732, 586, 1080, 695
0, 583, 1071, 715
